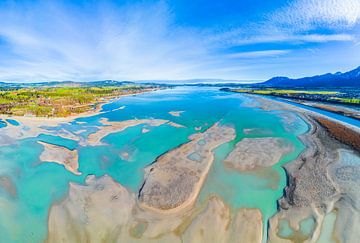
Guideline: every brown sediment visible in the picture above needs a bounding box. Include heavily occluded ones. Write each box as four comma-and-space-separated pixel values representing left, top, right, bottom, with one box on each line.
37, 141, 81, 175
138, 122, 236, 213
299, 101, 360, 121
314, 116, 360, 152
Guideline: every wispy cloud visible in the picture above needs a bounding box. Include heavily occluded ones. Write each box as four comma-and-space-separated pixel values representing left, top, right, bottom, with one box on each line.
226, 50, 291, 59
0, 0, 358, 82
216, 32, 354, 46
0, 1, 210, 81
213, 0, 359, 47
271, 0, 360, 30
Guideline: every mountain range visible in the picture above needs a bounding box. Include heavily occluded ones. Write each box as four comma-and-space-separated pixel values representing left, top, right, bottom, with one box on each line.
260, 66, 360, 87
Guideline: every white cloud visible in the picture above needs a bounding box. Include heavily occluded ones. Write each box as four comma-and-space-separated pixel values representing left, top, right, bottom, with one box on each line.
210, 0, 359, 47
0, 0, 358, 82
271, 0, 360, 30
0, 1, 211, 81
226, 50, 291, 58
217, 32, 354, 46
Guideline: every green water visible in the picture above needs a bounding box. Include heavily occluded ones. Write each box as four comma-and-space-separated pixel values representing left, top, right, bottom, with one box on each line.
198, 106, 308, 241
0, 87, 309, 242
317, 212, 337, 243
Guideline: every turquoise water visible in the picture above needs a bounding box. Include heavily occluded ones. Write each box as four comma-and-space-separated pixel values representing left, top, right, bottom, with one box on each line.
271, 96, 360, 127
0, 119, 7, 128
0, 87, 309, 242
6, 119, 20, 126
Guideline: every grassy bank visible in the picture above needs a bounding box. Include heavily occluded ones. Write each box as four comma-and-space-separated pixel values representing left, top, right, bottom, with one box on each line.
0, 85, 152, 117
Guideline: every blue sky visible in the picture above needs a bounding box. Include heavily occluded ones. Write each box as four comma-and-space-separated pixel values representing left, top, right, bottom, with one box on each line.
0, 0, 359, 82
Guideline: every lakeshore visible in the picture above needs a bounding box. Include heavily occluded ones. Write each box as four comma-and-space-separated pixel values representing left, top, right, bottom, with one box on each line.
0, 87, 359, 242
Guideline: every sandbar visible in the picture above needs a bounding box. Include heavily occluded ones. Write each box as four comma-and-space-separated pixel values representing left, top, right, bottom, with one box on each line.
168, 111, 184, 117
138, 122, 236, 213
38, 141, 81, 175
224, 137, 293, 171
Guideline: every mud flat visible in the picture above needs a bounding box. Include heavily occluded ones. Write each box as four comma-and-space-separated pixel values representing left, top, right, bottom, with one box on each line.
238, 94, 360, 242
138, 123, 236, 212
224, 137, 293, 171
0, 116, 72, 146
183, 196, 263, 243
47, 174, 262, 243
246, 96, 360, 243
314, 116, 360, 151
47, 175, 136, 243
38, 141, 81, 175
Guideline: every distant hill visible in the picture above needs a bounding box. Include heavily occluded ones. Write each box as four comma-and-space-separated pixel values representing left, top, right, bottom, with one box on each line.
0, 80, 171, 90
261, 66, 360, 87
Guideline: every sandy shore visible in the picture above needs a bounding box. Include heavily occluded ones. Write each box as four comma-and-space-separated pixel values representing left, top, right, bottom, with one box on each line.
243, 94, 360, 243
0, 89, 160, 145
138, 122, 236, 213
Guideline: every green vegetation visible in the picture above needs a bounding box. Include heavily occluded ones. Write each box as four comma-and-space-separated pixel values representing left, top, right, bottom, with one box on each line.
233, 89, 339, 95
331, 97, 360, 104
230, 88, 360, 106
0, 85, 150, 117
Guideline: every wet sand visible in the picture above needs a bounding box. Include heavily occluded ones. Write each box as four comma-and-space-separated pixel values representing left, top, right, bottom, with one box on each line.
247, 95, 360, 243
224, 137, 293, 171
138, 122, 236, 213
24, 90, 360, 242
0, 89, 158, 145
47, 174, 262, 243
169, 111, 184, 117
38, 141, 81, 175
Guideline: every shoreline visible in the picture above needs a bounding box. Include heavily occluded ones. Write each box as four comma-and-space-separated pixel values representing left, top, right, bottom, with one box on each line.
242, 93, 360, 134
245, 93, 360, 242
0, 88, 159, 126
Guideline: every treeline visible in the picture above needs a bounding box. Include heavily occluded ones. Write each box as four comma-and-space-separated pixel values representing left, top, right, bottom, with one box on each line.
0, 85, 149, 117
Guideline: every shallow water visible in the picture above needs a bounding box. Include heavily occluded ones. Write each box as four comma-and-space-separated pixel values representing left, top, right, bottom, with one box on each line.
6, 119, 20, 126
0, 87, 309, 242
317, 211, 338, 243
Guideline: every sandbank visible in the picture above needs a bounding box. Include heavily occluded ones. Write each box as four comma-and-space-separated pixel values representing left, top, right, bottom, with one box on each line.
38, 141, 81, 175
138, 122, 236, 213
224, 137, 293, 171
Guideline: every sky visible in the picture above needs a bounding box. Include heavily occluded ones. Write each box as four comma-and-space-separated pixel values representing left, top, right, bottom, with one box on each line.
0, 0, 359, 82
